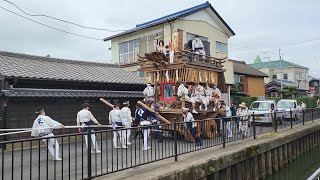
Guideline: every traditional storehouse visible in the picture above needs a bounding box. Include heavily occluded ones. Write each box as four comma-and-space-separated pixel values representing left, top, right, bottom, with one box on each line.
230, 60, 267, 99
0, 51, 145, 139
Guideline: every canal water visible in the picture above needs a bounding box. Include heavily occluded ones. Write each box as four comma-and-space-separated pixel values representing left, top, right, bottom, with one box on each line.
265, 146, 320, 180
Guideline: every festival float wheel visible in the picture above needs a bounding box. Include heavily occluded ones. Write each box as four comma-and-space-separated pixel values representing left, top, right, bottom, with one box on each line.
199, 119, 217, 139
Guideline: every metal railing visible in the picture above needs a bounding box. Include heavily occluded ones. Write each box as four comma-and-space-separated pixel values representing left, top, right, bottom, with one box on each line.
0, 108, 319, 179
308, 166, 320, 180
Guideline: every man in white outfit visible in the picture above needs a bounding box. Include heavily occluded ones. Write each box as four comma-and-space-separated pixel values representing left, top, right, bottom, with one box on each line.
192, 35, 205, 59
143, 83, 155, 101
237, 102, 249, 138
109, 104, 127, 149
31, 108, 64, 161
121, 101, 132, 145
221, 103, 233, 138
77, 103, 102, 153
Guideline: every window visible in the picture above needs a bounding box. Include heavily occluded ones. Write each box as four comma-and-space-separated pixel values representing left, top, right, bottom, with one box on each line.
186, 33, 208, 43
137, 32, 164, 57
234, 74, 244, 84
234, 74, 245, 92
283, 73, 288, 80
272, 75, 277, 79
119, 39, 139, 64
216, 41, 228, 54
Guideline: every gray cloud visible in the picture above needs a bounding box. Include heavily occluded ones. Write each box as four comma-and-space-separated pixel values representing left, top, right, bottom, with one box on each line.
0, 0, 319, 75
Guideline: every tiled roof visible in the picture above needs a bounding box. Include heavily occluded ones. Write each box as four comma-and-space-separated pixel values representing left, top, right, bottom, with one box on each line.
1, 88, 144, 98
266, 79, 296, 87
249, 60, 308, 70
230, 59, 268, 77
0, 51, 144, 84
103, 1, 235, 41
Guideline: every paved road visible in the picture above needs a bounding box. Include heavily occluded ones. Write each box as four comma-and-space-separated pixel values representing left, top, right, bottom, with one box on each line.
0, 118, 313, 180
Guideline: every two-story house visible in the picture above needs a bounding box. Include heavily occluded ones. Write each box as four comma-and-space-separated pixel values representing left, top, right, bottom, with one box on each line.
103, 1, 235, 79
230, 59, 267, 99
249, 56, 309, 96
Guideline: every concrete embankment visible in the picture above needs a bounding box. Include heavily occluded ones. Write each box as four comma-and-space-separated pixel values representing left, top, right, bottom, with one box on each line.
97, 119, 320, 180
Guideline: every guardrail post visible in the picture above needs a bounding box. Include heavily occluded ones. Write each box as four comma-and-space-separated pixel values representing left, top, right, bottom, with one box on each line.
1, 105, 7, 150
274, 111, 278, 132
173, 121, 178, 161
303, 110, 305, 125
312, 108, 314, 122
222, 117, 226, 148
290, 108, 293, 129
87, 127, 92, 180
252, 112, 256, 139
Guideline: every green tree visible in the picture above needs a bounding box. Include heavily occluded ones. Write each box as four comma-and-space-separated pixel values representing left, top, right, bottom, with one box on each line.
280, 86, 297, 98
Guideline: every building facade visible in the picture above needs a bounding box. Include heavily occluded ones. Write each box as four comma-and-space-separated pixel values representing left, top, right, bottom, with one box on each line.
103, 1, 235, 79
309, 77, 320, 97
230, 60, 267, 98
249, 57, 309, 92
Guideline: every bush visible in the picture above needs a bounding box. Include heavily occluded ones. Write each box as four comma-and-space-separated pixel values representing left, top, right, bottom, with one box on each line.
296, 97, 317, 108
234, 96, 257, 107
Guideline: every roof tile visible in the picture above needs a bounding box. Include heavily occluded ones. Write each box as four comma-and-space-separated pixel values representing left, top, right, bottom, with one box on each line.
0, 51, 144, 85
1, 88, 144, 98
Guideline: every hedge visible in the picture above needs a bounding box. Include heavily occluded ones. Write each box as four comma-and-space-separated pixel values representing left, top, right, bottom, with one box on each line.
233, 96, 318, 108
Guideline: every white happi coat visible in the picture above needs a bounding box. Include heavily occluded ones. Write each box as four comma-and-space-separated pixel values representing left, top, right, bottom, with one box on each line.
237, 107, 249, 130
192, 85, 206, 104
177, 84, 189, 98
109, 109, 123, 128
121, 107, 132, 126
143, 85, 154, 98
77, 109, 99, 126
31, 115, 62, 137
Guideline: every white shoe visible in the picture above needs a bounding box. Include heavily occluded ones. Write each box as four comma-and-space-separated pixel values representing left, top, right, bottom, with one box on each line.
95, 149, 101, 153
121, 146, 128, 149
114, 146, 121, 149
142, 146, 151, 151
227, 135, 233, 138
126, 142, 132, 145
192, 110, 198, 114
54, 157, 62, 161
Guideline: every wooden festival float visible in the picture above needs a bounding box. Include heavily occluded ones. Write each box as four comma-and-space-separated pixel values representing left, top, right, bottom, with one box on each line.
137, 34, 228, 142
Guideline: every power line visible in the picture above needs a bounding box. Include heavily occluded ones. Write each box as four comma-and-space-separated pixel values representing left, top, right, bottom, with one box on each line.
230, 36, 320, 52
3, 0, 127, 32
0, 5, 103, 41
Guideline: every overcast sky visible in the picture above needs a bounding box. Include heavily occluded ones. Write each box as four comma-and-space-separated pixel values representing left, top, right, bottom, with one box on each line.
0, 0, 319, 76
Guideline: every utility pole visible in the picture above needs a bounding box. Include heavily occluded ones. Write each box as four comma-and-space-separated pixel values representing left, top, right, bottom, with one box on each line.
279, 48, 283, 99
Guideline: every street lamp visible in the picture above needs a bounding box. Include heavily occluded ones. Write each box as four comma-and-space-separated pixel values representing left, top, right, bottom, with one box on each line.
297, 79, 301, 98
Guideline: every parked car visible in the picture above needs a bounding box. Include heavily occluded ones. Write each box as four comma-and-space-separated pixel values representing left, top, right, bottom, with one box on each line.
248, 100, 283, 124
277, 99, 300, 120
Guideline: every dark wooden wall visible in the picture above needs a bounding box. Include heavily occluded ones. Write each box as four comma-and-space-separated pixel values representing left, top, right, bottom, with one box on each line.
5, 97, 140, 140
